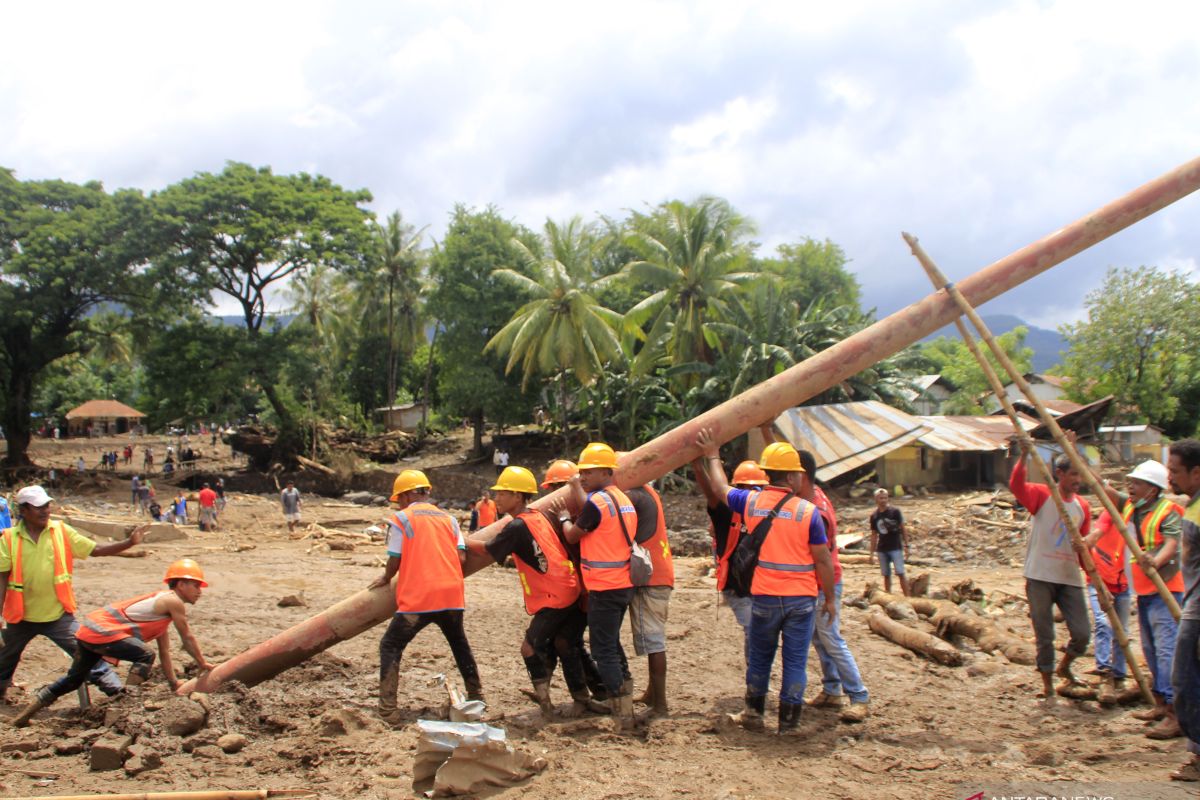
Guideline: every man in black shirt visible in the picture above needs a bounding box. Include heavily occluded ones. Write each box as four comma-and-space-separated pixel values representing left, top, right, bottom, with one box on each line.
869, 488, 910, 596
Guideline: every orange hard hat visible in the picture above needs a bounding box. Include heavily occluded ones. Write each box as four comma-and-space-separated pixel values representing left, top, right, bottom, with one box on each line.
577, 442, 618, 470
164, 558, 208, 587
759, 442, 805, 473
541, 459, 579, 488
731, 460, 768, 486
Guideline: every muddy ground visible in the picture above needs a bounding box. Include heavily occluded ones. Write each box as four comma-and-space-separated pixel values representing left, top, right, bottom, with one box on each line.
0, 435, 1194, 799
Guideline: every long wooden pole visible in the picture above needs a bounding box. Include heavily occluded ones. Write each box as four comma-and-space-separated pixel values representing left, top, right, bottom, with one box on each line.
904, 234, 1154, 704
178, 155, 1200, 695
902, 234, 1183, 621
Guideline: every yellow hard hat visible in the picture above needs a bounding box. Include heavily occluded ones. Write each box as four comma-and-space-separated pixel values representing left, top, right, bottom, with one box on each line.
541, 459, 578, 488
492, 466, 539, 495
759, 442, 805, 473
164, 558, 208, 587
577, 442, 618, 470
390, 469, 432, 501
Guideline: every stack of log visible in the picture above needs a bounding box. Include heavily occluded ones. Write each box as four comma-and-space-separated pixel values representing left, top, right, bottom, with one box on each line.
861, 582, 1036, 667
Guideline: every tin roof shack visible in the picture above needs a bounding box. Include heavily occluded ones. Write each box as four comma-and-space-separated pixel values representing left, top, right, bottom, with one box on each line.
375, 402, 427, 434
760, 402, 1038, 490
1098, 424, 1167, 464
65, 400, 146, 437
900, 375, 955, 415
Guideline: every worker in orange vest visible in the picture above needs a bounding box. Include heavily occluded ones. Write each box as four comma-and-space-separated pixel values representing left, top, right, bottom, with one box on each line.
369, 470, 482, 724
0, 485, 146, 703
694, 453, 769, 660
563, 443, 639, 727
1082, 508, 1131, 704
697, 429, 836, 733
13, 558, 216, 726
1100, 460, 1185, 738
467, 466, 606, 717
470, 490, 498, 532
625, 479, 674, 717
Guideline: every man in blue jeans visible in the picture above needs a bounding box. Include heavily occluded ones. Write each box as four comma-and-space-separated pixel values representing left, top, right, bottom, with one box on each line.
869, 489, 910, 596
795, 449, 870, 723
698, 429, 836, 733
1166, 439, 1200, 781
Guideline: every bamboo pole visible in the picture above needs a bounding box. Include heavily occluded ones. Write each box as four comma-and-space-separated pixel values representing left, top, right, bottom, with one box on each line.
902, 233, 1183, 620
1, 791, 316, 800
904, 233, 1155, 703
177, 155, 1200, 696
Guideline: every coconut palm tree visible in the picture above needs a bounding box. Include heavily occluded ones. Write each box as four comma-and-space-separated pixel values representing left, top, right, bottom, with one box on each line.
622, 197, 757, 386
371, 212, 428, 407
486, 217, 624, 441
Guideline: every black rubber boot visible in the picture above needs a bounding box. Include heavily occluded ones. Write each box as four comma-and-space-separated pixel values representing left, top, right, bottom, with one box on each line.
734, 693, 766, 731
778, 702, 803, 733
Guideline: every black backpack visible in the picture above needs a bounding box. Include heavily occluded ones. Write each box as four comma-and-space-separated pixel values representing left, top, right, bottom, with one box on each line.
727, 492, 794, 598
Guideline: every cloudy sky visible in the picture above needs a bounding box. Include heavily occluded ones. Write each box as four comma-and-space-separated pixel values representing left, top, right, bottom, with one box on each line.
3, 0, 1198, 328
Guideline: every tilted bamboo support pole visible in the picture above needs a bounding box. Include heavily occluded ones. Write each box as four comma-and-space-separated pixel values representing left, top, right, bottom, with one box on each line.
178, 155, 1200, 695
904, 234, 1154, 704
902, 233, 1183, 621
8, 791, 316, 800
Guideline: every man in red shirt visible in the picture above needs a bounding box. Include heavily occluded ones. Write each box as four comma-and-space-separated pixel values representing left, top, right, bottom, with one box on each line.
198, 483, 218, 531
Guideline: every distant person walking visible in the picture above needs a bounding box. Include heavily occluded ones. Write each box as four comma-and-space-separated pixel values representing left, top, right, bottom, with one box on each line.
869, 489, 910, 596
281, 482, 302, 533
198, 483, 218, 531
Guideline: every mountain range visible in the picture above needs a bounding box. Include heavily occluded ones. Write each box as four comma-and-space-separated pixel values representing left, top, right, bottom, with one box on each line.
922, 313, 1068, 373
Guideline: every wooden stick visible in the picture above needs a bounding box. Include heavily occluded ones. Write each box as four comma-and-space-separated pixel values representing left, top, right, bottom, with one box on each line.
5, 790, 316, 800
904, 233, 1156, 704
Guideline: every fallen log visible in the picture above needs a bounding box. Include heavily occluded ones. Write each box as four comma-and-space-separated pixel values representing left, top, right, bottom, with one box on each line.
296, 455, 335, 475
866, 609, 966, 666
865, 584, 958, 620
934, 614, 1036, 666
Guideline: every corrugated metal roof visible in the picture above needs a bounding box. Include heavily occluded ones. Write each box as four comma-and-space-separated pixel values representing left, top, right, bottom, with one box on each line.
915, 415, 1028, 451
1099, 424, 1160, 434
65, 400, 145, 419
774, 401, 929, 482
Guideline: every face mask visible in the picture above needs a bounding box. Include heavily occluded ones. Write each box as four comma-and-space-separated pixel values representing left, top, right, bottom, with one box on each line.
1133, 496, 1149, 509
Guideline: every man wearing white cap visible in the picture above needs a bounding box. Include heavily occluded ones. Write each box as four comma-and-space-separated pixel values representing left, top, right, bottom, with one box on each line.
0, 486, 146, 702
1101, 460, 1185, 738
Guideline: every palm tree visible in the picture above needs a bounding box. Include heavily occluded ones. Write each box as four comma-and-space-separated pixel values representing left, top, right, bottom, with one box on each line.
372, 212, 427, 407
486, 217, 624, 441
622, 197, 757, 386
285, 263, 353, 359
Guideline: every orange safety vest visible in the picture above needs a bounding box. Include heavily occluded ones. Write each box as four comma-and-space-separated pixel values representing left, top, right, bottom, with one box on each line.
746, 487, 819, 597
2, 522, 76, 624
813, 487, 843, 585
639, 485, 675, 588
392, 502, 466, 613
714, 508, 743, 591
76, 592, 172, 645
476, 499, 497, 528
1087, 510, 1128, 592
579, 487, 637, 592
513, 511, 580, 615
1123, 497, 1185, 595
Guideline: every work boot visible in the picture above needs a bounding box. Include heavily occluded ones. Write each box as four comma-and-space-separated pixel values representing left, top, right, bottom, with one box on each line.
1096, 675, 1118, 705
378, 667, 402, 724
1133, 696, 1167, 722
12, 688, 52, 728
840, 701, 870, 723
729, 693, 766, 732
610, 693, 636, 732
525, 680, 554, 715
806, 691, 847, 709
1146, 704, 1183, 739
561, 690, 608, 718
1170, 756, 1200, 782
464, 679, 485, 704
778, 702, 802, 733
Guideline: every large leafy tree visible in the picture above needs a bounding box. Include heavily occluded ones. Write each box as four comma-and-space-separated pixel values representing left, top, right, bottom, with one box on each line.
0, 169, 161, 468
1060, 266, 1200, 435
623, 197, 757, 384
152, 163, 373, 456
922, 327, 1034, 414
427, 205, 538, 454
757, 238, 861, 314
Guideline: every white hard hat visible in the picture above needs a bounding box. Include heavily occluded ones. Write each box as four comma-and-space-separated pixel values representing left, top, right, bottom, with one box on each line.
15, 485, 53, 507
1127, 460, 1168, 490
